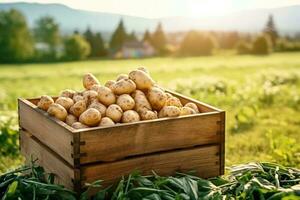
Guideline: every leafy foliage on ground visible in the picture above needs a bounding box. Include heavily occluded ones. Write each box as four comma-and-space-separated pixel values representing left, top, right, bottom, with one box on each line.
0, 162, 299, 199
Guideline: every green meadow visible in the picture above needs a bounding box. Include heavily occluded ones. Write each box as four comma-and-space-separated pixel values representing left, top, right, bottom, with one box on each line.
1, 52, 300, 172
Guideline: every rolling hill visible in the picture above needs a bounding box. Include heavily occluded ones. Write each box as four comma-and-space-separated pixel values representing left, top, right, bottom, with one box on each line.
0, 2, 299, 34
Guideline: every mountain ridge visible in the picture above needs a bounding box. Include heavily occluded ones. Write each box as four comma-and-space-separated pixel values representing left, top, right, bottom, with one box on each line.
0, 2, 299, 34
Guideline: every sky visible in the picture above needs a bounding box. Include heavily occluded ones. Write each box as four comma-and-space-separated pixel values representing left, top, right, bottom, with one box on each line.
2, 0, 300, 18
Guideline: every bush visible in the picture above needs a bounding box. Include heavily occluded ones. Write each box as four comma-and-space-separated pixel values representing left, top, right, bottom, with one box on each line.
275, 38, 300, 52
180, 31, 218, 56
236, 41, 252, 54
63, 35, 91, 60
252, 34, 272, 55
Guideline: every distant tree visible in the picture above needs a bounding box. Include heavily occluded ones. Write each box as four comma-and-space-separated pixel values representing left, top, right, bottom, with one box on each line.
236, 40, 252, 54
252, 34, 272, 55
143, 29, 152, 43
64, 34, 91, 60
180, 31, 217, 56
221, 32, 239, 49
73, 29, 80, 35
0, 9, 34, 63
151, 23, 167, 54
263, 15, 278, 46
127, 31, 138, 42
94, 32, 107, 57
109, 19, 127, 51
84, 28, 107, 57
34, 16, 60, 58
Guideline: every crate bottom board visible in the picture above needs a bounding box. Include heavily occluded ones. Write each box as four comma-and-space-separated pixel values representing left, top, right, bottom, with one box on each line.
20, 130, 221, 192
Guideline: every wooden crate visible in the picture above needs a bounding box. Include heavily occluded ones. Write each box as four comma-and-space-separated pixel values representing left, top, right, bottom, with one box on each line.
18, 90, 225, 192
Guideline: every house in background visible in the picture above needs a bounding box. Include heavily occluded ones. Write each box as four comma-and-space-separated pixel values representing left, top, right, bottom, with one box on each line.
115, 41, 156, 59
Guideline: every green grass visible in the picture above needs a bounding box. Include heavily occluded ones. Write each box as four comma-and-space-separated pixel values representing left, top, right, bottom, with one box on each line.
1, 52, 300, 173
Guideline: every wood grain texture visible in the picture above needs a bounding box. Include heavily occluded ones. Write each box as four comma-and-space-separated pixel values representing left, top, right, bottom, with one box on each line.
82, 145, 220, 186
20, 130, 74, 189
219, 111, 226, 175
18, 98, 74, 165
80, 112, 221, 163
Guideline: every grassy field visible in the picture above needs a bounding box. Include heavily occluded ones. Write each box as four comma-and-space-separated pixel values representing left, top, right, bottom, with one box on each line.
1, 52, 300, 173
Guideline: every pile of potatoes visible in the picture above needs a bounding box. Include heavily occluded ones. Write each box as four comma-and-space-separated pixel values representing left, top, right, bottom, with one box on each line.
37, 67, 200, 129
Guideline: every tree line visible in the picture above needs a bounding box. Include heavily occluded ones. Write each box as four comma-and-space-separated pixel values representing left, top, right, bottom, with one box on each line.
1, 9, 300, 63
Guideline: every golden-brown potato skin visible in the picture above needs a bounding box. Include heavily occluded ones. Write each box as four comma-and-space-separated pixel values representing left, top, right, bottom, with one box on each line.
96, 86, 116, 106
99, 117, 115, 126
164, 96, 182, 107
79, 108, 101, 126
83, 73, 100, 90
60, 89, 75, 99
47, 103, 68, 121
69, 100, 87, 117
106, 104, 123, 122
147, 87, 167, 110
180, 107, 196, 116
72, 122, 88, 129
184, 102, 199, 113
65, 114, 78, 126
132, 90, 152, 113
116, 74, 129, 81
112, 78, 136, 95
159, 106, 180, 118
104, 80, 116, 90
88, 101, 106, 117
116, 94, 135, 111
55, 97, 74, 110
129, 69, 155, 90
37, 95, 54, 111
140, 110, 158, 120
122, 110, 140, 123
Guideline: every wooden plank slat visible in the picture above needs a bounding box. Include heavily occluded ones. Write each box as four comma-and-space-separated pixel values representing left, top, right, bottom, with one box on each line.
18, 98, 74, 165
80, 112, 221, 163
82, 145, 220, 186
20, 130, 74, 189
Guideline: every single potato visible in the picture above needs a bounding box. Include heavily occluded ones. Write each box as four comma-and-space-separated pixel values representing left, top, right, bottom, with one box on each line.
37, 95, 54, 111
83, 73, 100, 90
140, 110, 158, 120
72, 122, 88, 129
147, 87, 167, 110
116, 94, 135, 111
180, 107, 196, 116
106, 104, 123, 122
116, 74, 129, 81
122, 110, 140, 123
159, 106, 180, 118
99, 117, 115, 126
129, 69, 155, 90
73, 92, 84, 102
164, 96, 182, 107
104, 80, 116, 90
60, 89, 75, 99
65, 114, 78, 126
132, 90, 152, 112
83, 90, 98, 103
47, 103, 68, 121
97, 86, 116, 106
184, 102, 199, 113
79, 108, 101, 126
69, 100, 87, 117
55, 97, 74, 110
137, 67, 149, 74
112, 78, 136, 95
88, 101, 106, 117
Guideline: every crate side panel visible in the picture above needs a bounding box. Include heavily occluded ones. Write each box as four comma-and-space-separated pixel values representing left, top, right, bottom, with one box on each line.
80, 112, 221, 163
82, 145, 220, 186
18, 99, 74, 165
20, 130, 74, 189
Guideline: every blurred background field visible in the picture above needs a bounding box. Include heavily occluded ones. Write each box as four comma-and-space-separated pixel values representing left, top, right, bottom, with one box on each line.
1, 52, 300, 172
